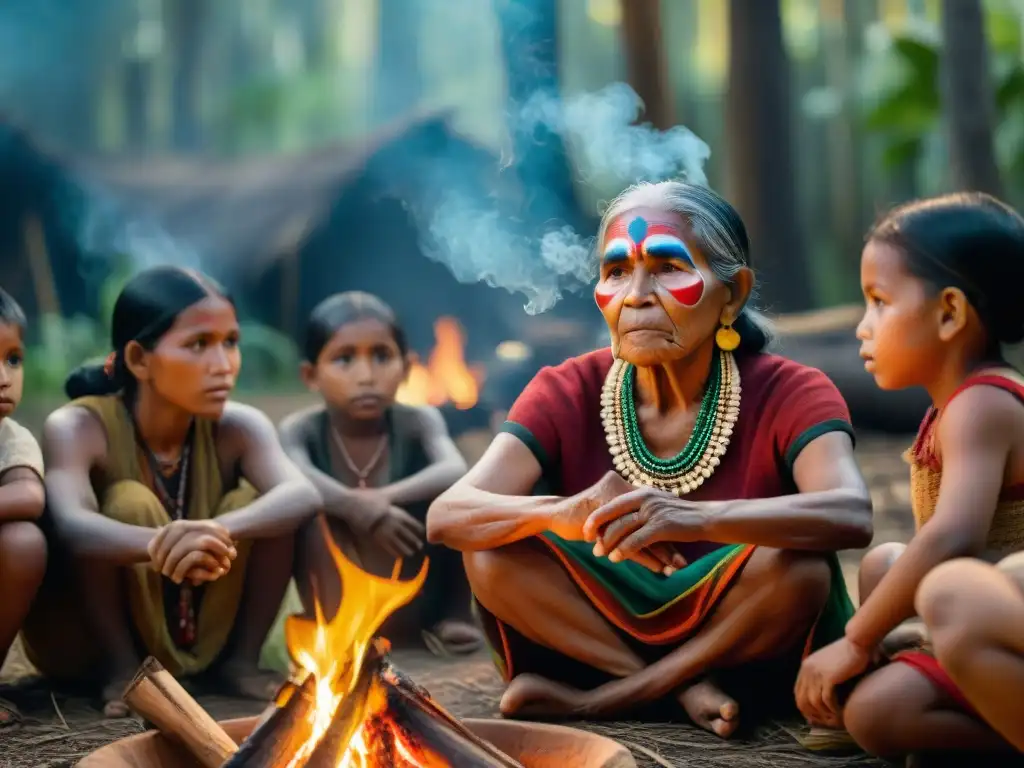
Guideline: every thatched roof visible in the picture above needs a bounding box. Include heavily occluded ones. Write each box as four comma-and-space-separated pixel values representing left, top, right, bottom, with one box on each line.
63, 110, 497, 272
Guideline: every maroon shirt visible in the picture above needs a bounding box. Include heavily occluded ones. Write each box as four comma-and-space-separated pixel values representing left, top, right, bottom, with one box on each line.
502, 349, 854, 559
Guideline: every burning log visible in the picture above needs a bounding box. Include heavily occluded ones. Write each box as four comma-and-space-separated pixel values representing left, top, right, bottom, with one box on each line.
382, 664, 523, 768
383, 663, 522, 768
120, 650, 524, 768
123, 529, 527, 768
302, 645, 386, 767
121, 657, 239, 768
220, 674, 319, 767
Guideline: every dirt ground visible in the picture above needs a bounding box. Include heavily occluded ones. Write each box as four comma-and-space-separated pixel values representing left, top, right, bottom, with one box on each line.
0, 433, 918, 768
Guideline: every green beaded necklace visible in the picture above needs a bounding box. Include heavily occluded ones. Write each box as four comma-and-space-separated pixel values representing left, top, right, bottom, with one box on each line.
619, 350, 722, 478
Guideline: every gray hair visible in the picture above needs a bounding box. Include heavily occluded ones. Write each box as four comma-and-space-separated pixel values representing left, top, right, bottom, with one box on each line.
597, 180, 774, 353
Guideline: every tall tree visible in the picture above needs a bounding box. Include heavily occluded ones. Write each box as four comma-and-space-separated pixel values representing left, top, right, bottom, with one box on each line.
493, 0, 583, 231
166, 0, 206, 151
373, 0, 423, 123
724, 0, 811, 312
940, 0, 1003, 196
619, 0, 675, 130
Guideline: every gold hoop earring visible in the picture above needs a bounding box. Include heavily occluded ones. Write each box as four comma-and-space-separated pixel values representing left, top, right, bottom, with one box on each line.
715, 323, 741, 352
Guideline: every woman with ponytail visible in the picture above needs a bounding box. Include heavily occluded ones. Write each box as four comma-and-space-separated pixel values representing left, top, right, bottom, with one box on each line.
22, 266, 320, 716
427, 181, 872, 731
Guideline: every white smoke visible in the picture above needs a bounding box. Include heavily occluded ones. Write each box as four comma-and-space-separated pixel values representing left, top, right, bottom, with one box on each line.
420, 83, 711, 315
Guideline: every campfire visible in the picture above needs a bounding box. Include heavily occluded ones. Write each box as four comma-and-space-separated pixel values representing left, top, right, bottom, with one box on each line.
120, 524, 523, 768
396, 317, 484, 410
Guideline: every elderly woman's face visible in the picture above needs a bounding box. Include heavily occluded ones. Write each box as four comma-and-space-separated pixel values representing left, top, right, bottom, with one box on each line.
596, 207, 730, 366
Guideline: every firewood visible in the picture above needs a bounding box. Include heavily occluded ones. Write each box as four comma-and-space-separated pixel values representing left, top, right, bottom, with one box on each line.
121, 657, 239, 768
221, 674, 319, 767
383, 662, 523, 768
383, 669, 523, 768
303, 650, 386, 768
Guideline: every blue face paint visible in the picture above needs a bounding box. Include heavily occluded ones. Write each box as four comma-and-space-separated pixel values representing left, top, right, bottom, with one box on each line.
602, 237, 632, 263
642, 234, 696, 267
627, 216, 649, 244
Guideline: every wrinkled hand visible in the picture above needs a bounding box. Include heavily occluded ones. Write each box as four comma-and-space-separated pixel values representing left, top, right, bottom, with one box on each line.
148, 520, 237, 586
554, 472, 683, 574
551, 471, 634, 541
370, 505, 425, 558
583, 488, 701, 570
795, 637, 872, 728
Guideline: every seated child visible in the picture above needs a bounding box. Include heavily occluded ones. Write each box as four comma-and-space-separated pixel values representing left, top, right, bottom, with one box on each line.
913, 553, 1024, 754
280, 292, 483, 655
0, 287, 47, 725
795, 193, 1024, 758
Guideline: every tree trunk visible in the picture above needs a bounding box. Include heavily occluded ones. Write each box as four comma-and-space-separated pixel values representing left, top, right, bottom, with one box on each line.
167, 0, 206, 152
725, 0, 811, 312
619, 0, 675, 130
122, 58, 150, 152
373, 0, 423, 124
825, 0, 869, 276
493, 0, 584, 231
939, 0, 1003, 197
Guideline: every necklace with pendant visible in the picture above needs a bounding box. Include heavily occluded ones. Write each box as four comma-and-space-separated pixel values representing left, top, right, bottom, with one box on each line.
331, 428, 388, 489
136, 420, 198, 648
601, 349, 742, 495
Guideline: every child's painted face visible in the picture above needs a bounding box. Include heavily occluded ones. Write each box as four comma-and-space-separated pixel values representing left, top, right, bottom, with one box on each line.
595, 207, 729, 365
127, 296, 241, 419
0, 323, 24, 419
856, 241, 944, 390
305, 318, 407, 421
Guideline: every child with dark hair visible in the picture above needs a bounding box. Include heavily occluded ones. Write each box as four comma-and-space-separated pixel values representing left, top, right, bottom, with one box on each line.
279, 291, 482, 655
796, 192, 1024, 758
0, 287, 47, 725
21, 266, 320, 716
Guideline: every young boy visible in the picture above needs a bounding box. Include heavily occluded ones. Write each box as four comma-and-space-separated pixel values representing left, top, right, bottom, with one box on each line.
0, 287, 47, 725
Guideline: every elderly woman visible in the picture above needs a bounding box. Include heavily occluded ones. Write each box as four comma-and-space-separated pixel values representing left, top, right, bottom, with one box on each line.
426, 181, 872, 736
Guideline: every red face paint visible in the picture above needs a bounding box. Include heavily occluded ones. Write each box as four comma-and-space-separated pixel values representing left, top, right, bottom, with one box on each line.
599, 215, 706, 308
594, 287, 616, 309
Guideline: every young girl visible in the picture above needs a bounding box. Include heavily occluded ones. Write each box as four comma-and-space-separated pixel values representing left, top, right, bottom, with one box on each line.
795, 192, 1024, 758
0, 287, 47, 725
279, 292, 482, 655
22, 266, 320, 716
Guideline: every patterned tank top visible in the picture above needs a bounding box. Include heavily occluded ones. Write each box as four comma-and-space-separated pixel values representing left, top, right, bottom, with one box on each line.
905, 367, 1024, 551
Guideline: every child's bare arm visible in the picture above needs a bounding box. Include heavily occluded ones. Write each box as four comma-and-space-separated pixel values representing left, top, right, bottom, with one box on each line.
42, 406, 155, 564
0, 466, 44, 522
846, 386, 1016, 650
277, 406, 388, 533
211, 403, 320, 540
377, 406, 468, 507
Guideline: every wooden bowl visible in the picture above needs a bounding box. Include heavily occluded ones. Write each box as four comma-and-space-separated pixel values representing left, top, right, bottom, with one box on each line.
77, 715, 637, 768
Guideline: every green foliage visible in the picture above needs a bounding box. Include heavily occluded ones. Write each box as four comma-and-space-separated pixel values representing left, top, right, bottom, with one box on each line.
21, 313, 109, 397
235, 321, 302, 392
862, 6, 1024, 182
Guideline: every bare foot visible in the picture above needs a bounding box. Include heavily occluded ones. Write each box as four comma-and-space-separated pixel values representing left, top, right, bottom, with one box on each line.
499, 674, 588, 719
214, 660, 284, 701
677, 678, 740, 738
427, 620, 483, 656
100, 678, 133, 719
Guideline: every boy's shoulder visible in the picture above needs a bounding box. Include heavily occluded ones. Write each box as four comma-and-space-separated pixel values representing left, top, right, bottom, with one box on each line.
0, 417, 44, 479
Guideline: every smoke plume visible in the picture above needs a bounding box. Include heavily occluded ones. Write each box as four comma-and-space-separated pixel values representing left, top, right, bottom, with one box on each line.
415, 83, 711, 315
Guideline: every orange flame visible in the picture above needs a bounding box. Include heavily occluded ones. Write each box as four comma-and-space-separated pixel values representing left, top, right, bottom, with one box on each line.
396, 317, 484, 410
283, 522, 428, 767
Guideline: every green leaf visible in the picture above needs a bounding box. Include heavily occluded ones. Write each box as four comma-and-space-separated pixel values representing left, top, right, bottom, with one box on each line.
891, 36, 941, 82
986, 5, 1023, 55
881, 137, 924, 170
